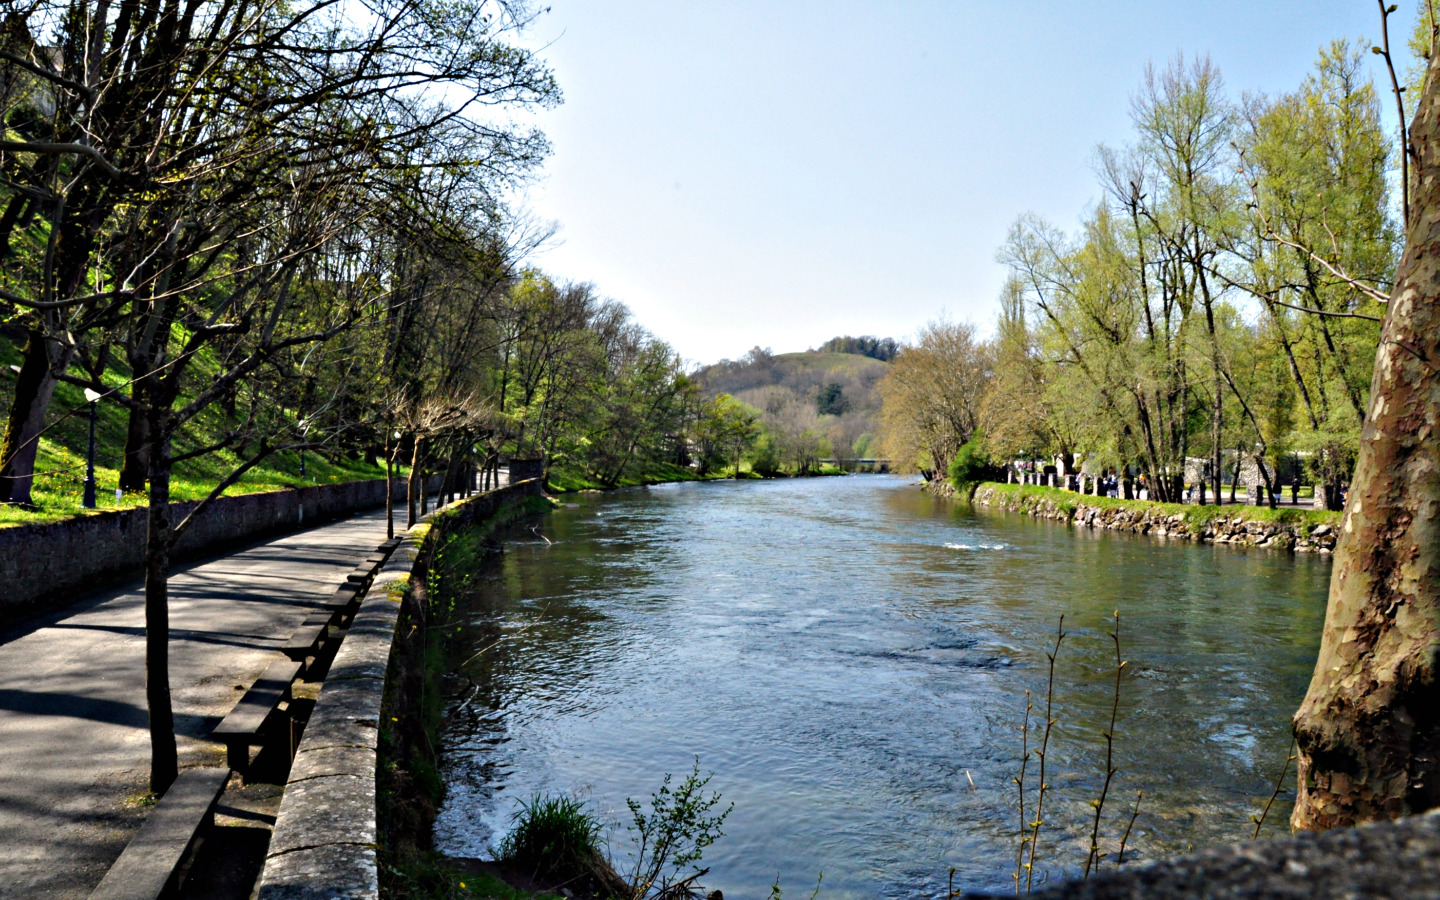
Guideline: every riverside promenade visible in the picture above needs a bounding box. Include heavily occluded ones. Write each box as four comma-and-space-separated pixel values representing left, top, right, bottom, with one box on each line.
0, 506, 394, 899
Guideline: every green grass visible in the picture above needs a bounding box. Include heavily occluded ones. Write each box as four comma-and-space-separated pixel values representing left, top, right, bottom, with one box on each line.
978, 481, 1343, 534
498, 794, 605, 883
773, 349, 889, 376
381, 851, 563, 900
545, 460, 714, 493
0, 334, 391, 528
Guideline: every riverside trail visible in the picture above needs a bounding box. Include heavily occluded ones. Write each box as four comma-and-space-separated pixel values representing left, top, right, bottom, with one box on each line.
0, 507, 393, 899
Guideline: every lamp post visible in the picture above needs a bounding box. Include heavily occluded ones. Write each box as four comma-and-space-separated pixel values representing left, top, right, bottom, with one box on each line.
386, 430, 401, 539
82, 387, 101, 509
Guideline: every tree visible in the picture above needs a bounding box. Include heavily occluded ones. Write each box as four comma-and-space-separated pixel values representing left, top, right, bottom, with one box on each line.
1291, 22, 1440, 830
878, 319, 990, 479
1233, 40, 1395, 509
696, 394, 758, 478
0, 0, 559, 793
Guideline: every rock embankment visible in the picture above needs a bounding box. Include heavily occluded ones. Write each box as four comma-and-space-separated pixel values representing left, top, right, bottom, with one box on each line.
965, 484, 1339, 554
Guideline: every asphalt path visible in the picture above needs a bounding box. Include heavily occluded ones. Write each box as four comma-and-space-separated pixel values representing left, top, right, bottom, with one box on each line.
0, 506, 395, 899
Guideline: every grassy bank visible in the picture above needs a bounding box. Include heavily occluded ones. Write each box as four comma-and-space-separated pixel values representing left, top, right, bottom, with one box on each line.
972, 481, 1343, 532
544, 460, 846, 493
379, 492, 561, 900
544, 460, 711, 493
0, 332, 400, 528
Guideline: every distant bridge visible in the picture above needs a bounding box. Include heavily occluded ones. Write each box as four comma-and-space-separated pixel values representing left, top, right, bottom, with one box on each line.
825, 458, 892, 470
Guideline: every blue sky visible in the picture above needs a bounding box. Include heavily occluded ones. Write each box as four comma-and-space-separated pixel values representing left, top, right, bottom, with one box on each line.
510, 1, 1401, 365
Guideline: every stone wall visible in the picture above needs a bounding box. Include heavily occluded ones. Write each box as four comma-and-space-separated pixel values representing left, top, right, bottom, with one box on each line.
257, 478, 545, 900
968, 484, 1339, 554
958, 809, 1440, 899
0, 476, 437, 622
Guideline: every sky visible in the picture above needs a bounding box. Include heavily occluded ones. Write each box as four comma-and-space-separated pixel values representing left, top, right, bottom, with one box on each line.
505, 1, 1401, 365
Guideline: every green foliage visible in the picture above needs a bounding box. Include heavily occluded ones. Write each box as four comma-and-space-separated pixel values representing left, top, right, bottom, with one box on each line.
750, 433, 781, 477
0, 335, 390, 527
963, 44, 1394, 507
498, 794, 605, 882
817, 334, 900, 361
815, 382, 849, 416
622, 759, 733, 900
695, 394, 760, 477
947, 436, 991, 487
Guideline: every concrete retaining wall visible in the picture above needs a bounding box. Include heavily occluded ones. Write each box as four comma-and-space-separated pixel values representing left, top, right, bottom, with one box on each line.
967, 484, 1340, 553
258, 478, 544, 900
0, 477, 438, 622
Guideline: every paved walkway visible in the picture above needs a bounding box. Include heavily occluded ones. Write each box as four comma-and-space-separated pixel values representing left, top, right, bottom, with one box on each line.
0, 507, 395, 899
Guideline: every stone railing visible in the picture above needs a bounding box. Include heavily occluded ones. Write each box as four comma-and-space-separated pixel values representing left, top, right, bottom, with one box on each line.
0, 476, 438, 622
257, 478, 544, 900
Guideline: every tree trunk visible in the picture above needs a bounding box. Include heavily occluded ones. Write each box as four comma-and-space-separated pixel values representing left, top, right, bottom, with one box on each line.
118, 396, 151, 492
1228, 446, 1243, 504
144, 430, 178, 794
440, 452, 461, 507
0, 331, 72, 504
407, 440, 421, 528
1291, 46, 1440, 829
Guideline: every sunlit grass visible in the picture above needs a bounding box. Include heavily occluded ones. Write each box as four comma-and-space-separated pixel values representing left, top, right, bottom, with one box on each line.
981, 481, 1343, 531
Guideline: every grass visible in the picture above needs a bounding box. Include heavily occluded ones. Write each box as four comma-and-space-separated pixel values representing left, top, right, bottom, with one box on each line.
383, 852, 564, 900
0, 334, 391, 528
380, 489, 569, 900
498, 794, 606, 883
545, 460, 715, 493
978, 481, 1343, 534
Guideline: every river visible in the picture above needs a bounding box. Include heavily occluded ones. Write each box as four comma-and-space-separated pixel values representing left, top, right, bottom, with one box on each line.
431, 474, 1330, 898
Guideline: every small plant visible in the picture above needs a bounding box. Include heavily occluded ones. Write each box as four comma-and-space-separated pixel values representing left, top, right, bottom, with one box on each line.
498, 793, 606, 885
1008, 612, 1140, 894
622, 758, 733, 900
1083, 611, 1127, 877
770, 871, 823, 900
1250, 735, 1298, 839
1021, 616, 1065, 893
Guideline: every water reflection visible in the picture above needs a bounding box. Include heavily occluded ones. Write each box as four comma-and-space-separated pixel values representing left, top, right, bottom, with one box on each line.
433, 475, 1329, 898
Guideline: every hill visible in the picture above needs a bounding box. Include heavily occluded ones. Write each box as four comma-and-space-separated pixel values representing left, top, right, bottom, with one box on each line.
695, 345, 891, 462
0, 328, 384, 527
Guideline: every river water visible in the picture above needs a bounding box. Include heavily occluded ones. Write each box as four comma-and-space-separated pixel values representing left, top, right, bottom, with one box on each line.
432, 475, 1330, 898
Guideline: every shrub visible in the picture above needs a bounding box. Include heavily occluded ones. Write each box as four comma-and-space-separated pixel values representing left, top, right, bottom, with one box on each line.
947, 437, 991, 487
498, 794, 605, 883
751, 434, 781, 477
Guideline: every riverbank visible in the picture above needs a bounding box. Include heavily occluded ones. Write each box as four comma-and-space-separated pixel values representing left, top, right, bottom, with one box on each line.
944, 481, 1343, 553
377, 487, 560, 900
544, 460, 845, 493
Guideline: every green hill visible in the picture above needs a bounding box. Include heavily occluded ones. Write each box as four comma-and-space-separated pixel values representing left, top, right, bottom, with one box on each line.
0, 329, 385, 527
695, 345, 891, 461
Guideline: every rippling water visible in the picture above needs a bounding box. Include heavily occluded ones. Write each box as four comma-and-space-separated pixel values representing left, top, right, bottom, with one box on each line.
432, 475, 1330, 898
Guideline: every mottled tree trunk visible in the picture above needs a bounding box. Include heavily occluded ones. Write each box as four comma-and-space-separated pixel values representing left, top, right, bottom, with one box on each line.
1292, 48, 1440, 829
144, 429, 178, 794
118, 393, 151, 493
0, 331, 73, 504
